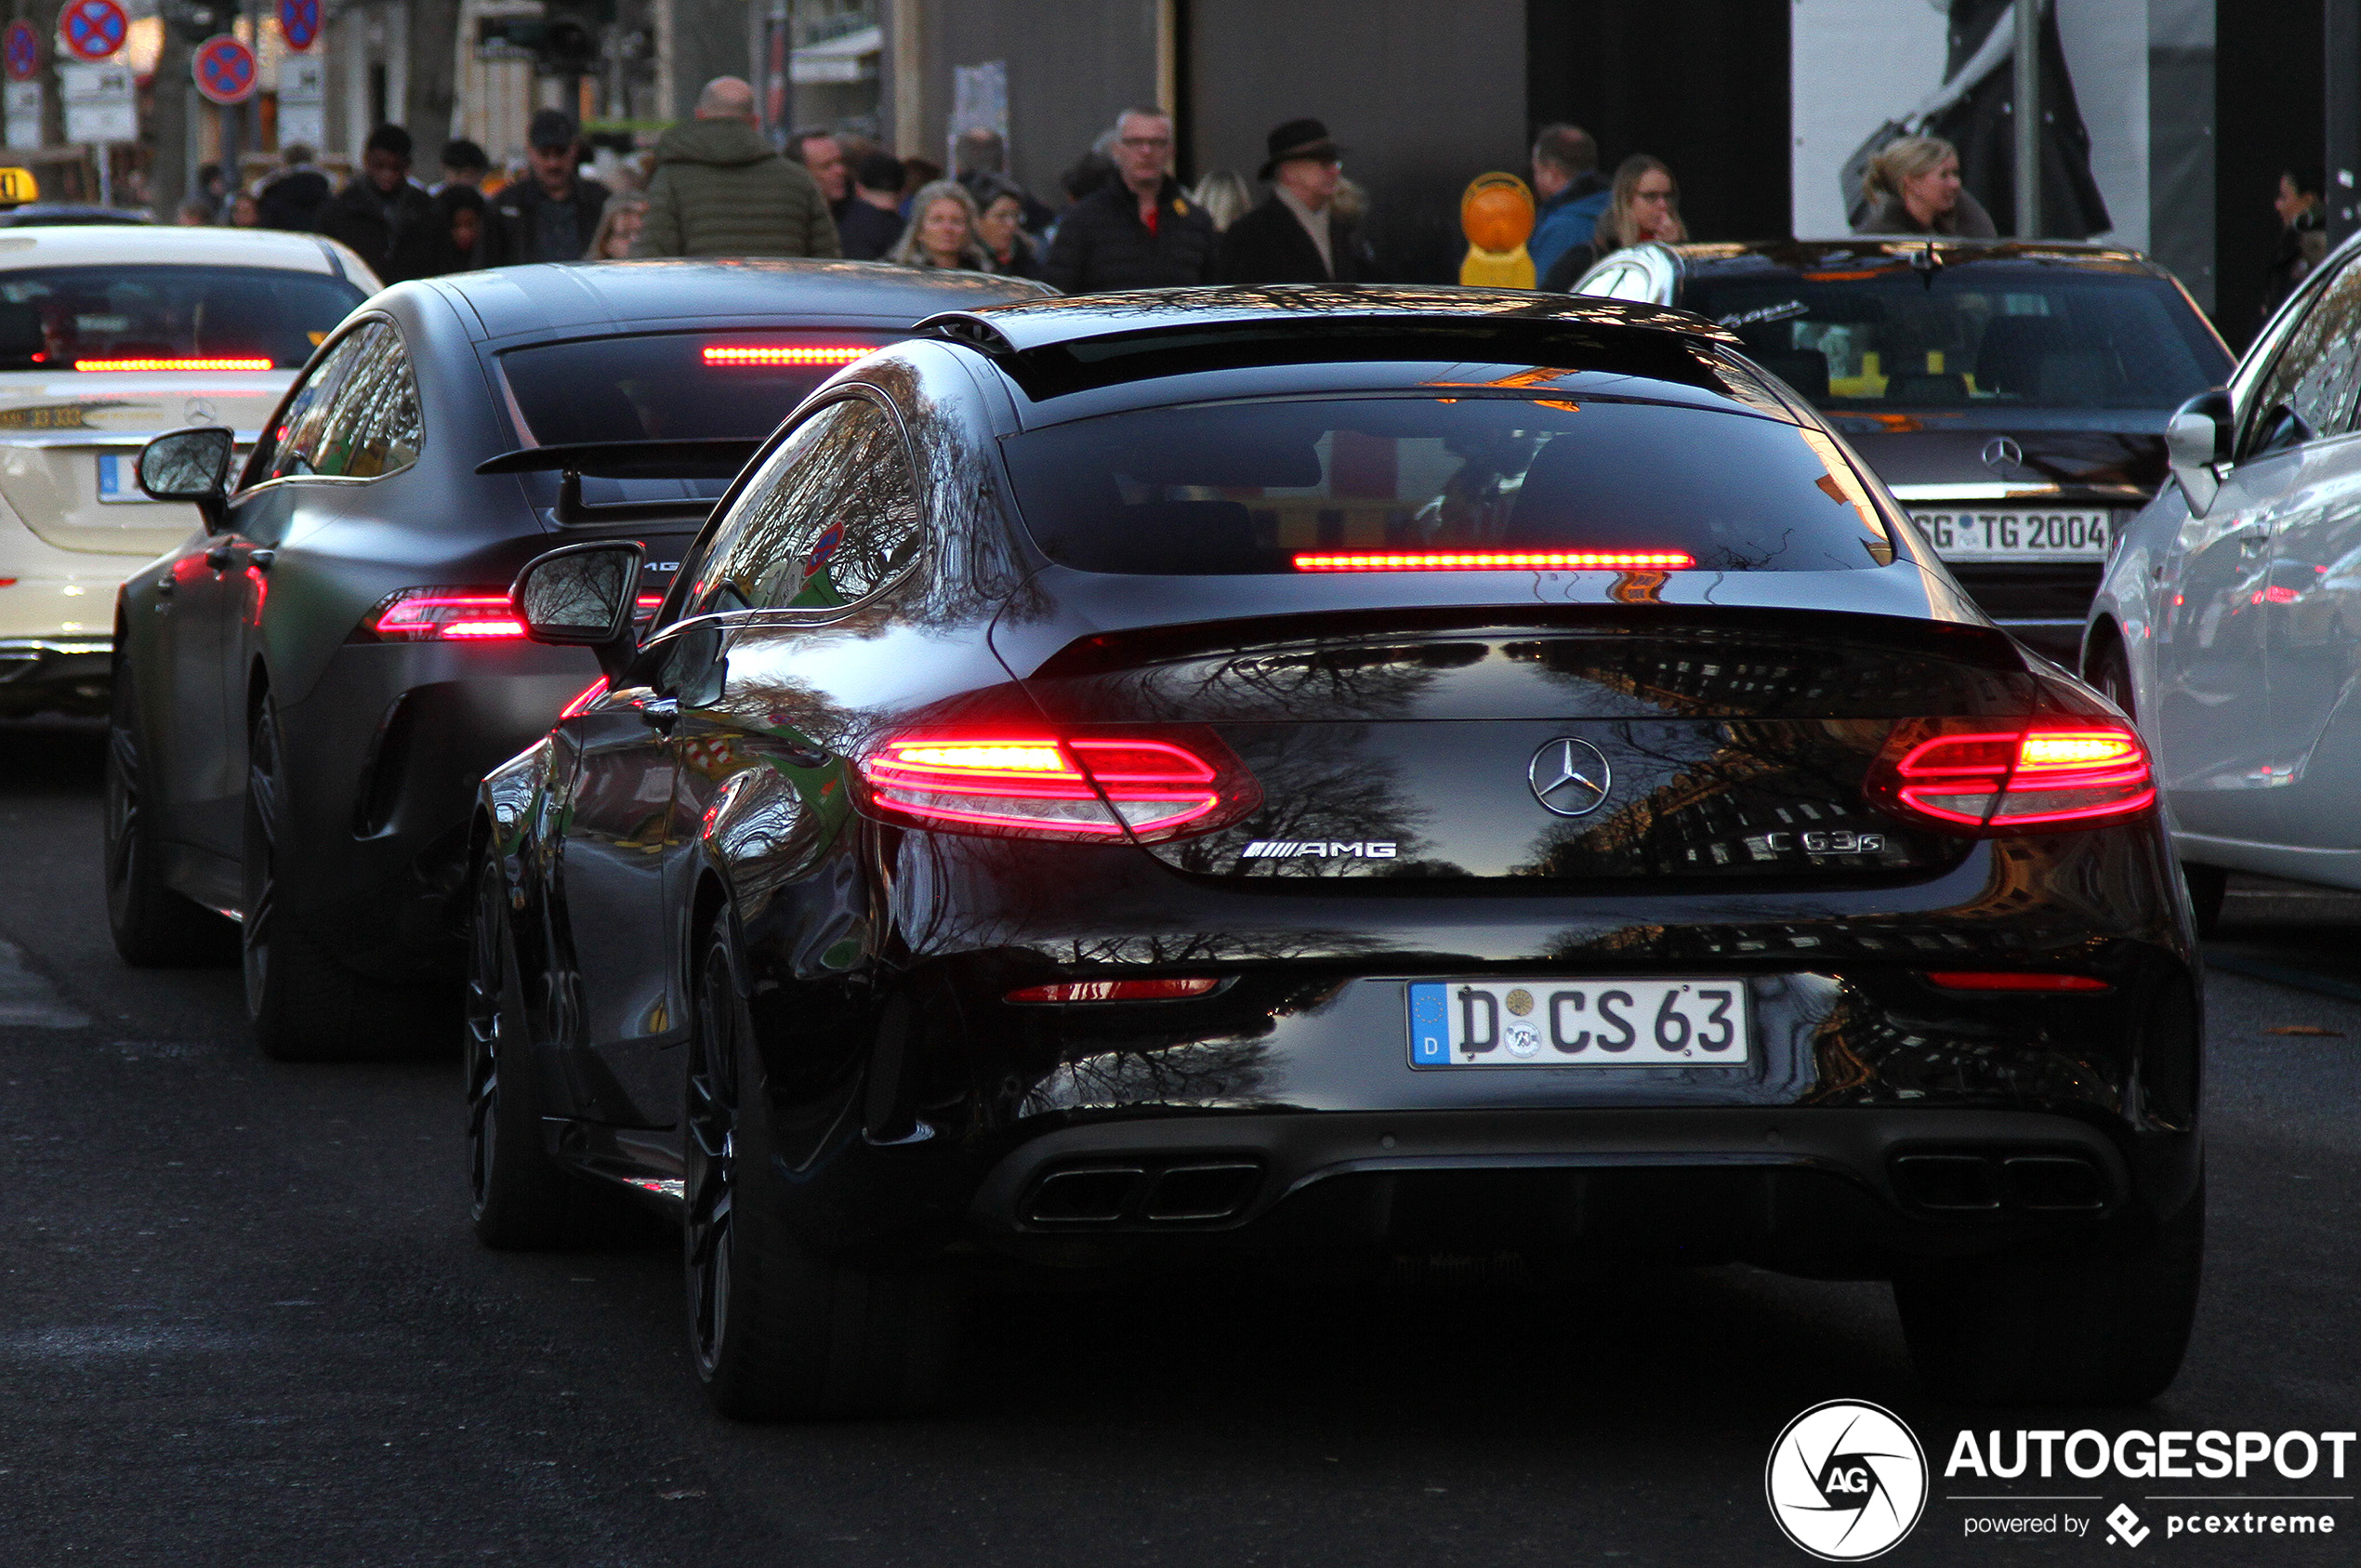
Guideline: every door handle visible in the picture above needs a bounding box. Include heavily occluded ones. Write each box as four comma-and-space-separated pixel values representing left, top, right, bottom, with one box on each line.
153, 577, 174, 598
248, 549, 274, 571
204, 544, 233, 570
639, 697, 679, 731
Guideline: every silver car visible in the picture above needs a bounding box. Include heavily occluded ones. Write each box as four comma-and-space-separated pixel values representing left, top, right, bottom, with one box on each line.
2084, 231, 2361, 929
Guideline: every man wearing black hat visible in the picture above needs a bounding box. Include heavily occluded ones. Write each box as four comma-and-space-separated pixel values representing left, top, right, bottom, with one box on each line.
1039, 107, 1218, 294
318, 125, 450, 283
480, 108, 610, 267
1219, 118, 1361, 286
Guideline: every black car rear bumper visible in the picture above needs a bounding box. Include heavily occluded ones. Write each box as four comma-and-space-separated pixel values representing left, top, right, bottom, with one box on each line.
956, 1105, 2199, 1276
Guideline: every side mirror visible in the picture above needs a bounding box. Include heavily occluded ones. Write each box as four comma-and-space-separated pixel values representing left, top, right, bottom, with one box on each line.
2165, 389, 2233, 515
137, 426, 234, 531
511, 541, 645, 679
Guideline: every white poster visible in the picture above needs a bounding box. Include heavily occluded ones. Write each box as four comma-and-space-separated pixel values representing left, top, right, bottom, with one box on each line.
277, 55, 324, 150
1791, 0, 2148, 250
4, 81, 39, 152
59, 61, 136, 146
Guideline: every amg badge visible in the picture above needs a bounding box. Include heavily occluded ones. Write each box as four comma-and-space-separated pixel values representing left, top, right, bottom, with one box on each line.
1241, 840, 1399, 860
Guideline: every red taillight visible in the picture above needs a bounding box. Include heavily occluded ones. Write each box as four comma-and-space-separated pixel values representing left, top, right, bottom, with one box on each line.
74, 357, 273, 372
856, 731, 1260, 842
1293, 550, 1695, 572
558, 677, 608, 719
1923, 971, 2111, 992
1004, 978, 1221, 1003
1871, 718, 2155, 835
364, 588, 528, 641
702, 345, 874, 367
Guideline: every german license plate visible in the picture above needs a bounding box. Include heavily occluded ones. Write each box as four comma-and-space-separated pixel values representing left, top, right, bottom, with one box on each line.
95, 452, 143, 504
1407, 979, 1750, 1067
1906, 509, 2112, 561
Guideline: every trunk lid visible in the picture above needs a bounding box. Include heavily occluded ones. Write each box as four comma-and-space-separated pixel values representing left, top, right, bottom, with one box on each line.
0, 370, 290, 555
1011, 605, 2035, 886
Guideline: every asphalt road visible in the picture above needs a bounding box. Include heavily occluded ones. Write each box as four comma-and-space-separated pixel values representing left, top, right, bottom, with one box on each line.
4, 716, 2357, 1567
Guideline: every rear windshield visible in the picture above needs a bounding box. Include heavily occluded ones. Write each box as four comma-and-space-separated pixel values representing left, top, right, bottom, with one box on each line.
1002, 395, 1894, 574
500, 331, 901, 444
0, 264, 363, 370
1683, 265, 2230, 413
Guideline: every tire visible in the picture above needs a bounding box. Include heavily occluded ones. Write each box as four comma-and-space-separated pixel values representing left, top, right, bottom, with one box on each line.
242, 698, 448, 1061
1893, 1187, 2203, 1406
2182, 862, 2228, 939
2089, 637, 2136, 720
684, 919, 958, 1420
467, 850, 643, 1248
103, 662, 238, 968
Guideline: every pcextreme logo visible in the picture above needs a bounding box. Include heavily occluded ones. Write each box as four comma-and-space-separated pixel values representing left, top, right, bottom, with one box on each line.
1766, 1400, 1930, 1561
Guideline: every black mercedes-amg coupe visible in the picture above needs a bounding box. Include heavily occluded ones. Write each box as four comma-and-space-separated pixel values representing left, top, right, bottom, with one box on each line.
106, 259, 1047, 1060
470, 286, 2203, 1417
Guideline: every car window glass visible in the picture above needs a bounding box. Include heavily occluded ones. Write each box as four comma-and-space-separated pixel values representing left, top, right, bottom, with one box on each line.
2244, 256, 2361, 457
692, 400, 921, 614
1002, 395, 1893, 574
1685, 265, 2231, 414
309, 320, 421, 479
262, 327, 371, 481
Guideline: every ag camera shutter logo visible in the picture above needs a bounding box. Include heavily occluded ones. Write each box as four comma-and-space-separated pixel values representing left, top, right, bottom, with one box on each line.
1766, 1400, 1928, 1561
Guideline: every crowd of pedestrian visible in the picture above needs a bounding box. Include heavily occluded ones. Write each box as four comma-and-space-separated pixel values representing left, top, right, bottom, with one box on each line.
156, 82, 1730, 300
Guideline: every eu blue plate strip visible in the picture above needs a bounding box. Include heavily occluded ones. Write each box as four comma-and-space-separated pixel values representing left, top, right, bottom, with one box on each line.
1408, 982, 1449, 1064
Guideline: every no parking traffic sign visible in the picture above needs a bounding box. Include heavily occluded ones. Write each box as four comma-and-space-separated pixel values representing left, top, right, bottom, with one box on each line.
192, 34, 257, 107
59, 0, 126, 63
4, 21, 40, 81
277, 0, 321, 53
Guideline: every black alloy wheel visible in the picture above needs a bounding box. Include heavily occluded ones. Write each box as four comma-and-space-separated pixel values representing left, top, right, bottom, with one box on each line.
2091, 639, 2137, 720
467, 850, 638, 1247
103, 661, 236, 967
241, 697, 442, 1061
684, 918, 959, 1420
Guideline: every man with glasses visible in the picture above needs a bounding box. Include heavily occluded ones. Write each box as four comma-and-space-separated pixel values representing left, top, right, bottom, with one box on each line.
1040, 107, 1217, 295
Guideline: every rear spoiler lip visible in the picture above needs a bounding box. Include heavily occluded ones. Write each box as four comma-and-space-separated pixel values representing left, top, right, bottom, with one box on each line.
473, 437, 762, 477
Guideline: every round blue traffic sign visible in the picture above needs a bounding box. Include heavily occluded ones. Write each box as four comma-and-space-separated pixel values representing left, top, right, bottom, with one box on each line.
4, 21, 40, 82
277, 0, 321, 53
192, 34, 257, 106
59, 0, 126, 63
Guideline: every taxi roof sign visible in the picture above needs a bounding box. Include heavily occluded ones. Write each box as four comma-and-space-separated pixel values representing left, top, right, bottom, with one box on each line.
0, 167, 38, 206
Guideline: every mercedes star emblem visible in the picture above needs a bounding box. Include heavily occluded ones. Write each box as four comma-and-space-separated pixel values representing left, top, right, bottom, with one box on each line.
1980, 436, 2025, 473
1529, 737, 1613, 817
185, 401, 219, 427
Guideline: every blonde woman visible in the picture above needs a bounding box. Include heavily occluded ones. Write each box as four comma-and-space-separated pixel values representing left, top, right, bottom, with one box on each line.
888, 178, 992, 271
584, 193, 648, 260
1856, 135, 1996, 237
1540, 154, 1687, 291
1189, 168, 1253, 232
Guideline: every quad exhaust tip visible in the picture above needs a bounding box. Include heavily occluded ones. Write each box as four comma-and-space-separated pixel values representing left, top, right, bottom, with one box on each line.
1022, 1160, 1265, 1227
1889, 1151, 2108, 1214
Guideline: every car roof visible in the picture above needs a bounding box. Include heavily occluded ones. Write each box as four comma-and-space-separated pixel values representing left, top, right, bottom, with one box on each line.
924, 282, 1738, 354
429, 257, 1056, 342
1657, 237, 2171, 279
0, 221, 363, 277
0, 204, 152, 226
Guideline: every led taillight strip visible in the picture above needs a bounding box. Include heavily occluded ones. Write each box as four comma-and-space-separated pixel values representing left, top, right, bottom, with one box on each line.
75, 357, 273, 372
1293, 550, 1695, 572
701, 346, 874, 366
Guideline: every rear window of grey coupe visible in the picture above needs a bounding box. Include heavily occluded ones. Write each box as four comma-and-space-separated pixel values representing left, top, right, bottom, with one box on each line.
1000, 394, 1895, 574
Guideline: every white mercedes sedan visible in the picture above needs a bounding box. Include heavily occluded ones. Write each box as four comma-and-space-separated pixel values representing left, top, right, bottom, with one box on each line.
0, 224, 377, 717
2084, 229, 2361, 929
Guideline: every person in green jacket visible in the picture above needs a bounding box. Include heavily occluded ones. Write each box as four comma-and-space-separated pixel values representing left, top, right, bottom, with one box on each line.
633, 77, 842, 258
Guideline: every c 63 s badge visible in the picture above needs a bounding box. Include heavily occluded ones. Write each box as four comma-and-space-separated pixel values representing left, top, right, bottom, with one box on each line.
1241, 840, 1398, 860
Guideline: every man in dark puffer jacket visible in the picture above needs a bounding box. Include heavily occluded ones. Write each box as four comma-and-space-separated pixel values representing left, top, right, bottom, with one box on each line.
634, 77, 840, 258
1039, 107, 1216, 294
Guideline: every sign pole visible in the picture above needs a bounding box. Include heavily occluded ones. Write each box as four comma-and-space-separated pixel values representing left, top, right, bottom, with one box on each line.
2011, 0, 2040, 239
